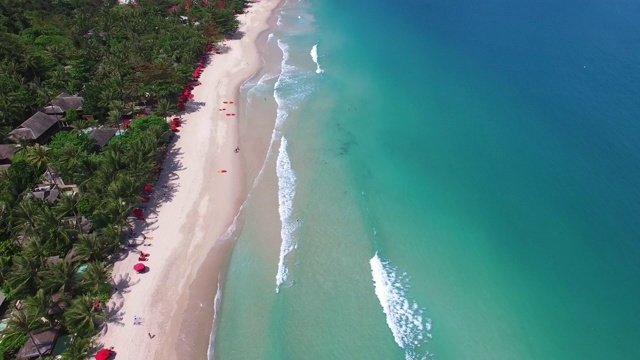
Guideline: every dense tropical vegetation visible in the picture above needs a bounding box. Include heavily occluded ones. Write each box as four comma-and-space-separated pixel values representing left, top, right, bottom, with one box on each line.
0, 0, 244, 132
0, 0, 250, 358
0, 115, 171, 358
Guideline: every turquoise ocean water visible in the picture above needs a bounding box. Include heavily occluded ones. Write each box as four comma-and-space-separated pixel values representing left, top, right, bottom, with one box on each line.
212, 0, 640, 358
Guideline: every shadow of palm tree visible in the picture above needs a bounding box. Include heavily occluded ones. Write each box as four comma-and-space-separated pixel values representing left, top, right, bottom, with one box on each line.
100, 299, 125, 335
112, 273, 139, 296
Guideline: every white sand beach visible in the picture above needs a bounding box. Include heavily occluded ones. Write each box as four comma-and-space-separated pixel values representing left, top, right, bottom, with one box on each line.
99, 1, 281, 358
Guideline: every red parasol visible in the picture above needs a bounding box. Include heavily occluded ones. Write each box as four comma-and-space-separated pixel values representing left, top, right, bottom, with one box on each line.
133, 263, 146, 272
95, 349, 111, 360
133, 208, 143, 216
123, 120, 130, 126
171, 125, 179, 131
144, 185, 153, 191
188, 94, 194, 99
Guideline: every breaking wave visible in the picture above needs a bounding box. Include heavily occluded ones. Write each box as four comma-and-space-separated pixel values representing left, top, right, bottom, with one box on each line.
370, 253, 433, 359
310, 43, 324, 73
275, 137, 297, 292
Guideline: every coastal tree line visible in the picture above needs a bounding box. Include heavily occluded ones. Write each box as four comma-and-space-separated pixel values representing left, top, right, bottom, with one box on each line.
0, 0, 250, 358
0, 0, 244, 133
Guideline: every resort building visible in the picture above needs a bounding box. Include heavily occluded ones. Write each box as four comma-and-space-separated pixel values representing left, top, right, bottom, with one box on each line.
7, 112, 62, 144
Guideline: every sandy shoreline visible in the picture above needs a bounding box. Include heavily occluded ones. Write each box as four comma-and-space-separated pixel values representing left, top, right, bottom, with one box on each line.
99, 1, 282, 358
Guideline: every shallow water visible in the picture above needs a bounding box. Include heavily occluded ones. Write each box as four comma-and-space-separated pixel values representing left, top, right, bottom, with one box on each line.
213, 0, 640, 358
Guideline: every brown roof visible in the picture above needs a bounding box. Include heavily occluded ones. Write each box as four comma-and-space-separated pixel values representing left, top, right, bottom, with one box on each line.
16, 327, 60, 359
88, 128, 118, 149
42, 93, 83, 115
27, 189, 60, 203
0, 144, 16, 161
8, 112, 59, 140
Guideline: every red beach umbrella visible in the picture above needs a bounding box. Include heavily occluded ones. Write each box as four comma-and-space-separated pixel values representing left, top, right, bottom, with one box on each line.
133, 208, 143, 216
172, 117, 180, 121
171, 125, 179, 131
188, 94, 194, 99
144, 185, 153, 191
123, 120, 130, 126
133, 263, 146, 272
95, 349, 111, 360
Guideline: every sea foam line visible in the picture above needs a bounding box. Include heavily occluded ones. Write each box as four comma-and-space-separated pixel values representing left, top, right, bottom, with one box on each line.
370, 253, 432, 359
310, 43, 324, 73
207, 274, 223, 360
275, 137, 297, 292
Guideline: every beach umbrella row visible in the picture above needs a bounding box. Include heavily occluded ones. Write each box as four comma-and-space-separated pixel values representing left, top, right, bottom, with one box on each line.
177, 45, 214, 111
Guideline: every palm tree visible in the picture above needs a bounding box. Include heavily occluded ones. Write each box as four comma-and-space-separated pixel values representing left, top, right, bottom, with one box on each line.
39, 260, 79, 295
34, 205, 73, 252
22, 237, 49, 264
106, 109, 123, 127
12, 137, 32, 153
74, 234, 103, 261
24, 143, 50, 171
90, 197, 134, 230
106, 174, 140, 203
79, 261, 112, 295
72, 118, 91, 132
63, 296, 108, 336
24, 143, 57, 187
6, 255, 41, 298
23, 289, 53, 323
154, 98, 177, 120
46, 45, 64, 64
21, 53, 39, 79
56, 193, 79, 218
3, 310, 39, 343
11, 199, 42, 236
0, 96, 22, 125
61, 335, 92, 360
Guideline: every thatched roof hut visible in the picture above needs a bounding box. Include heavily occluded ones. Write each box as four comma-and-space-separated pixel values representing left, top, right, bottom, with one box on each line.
0, 144, 16, 164
42, 93, 83, 115
16, 327, 61, 359
88, 128, 118, 151
26, 188, 60, 203
8, 112, 60, 144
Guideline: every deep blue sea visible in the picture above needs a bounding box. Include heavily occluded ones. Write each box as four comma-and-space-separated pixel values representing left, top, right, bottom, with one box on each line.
212, 0, 640, 358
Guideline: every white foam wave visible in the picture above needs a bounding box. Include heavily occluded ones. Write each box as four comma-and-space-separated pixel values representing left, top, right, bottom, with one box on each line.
370, 253, 432, 359
207, 275, 223, 360
275, 137, 297, 292
310, 44, 324, 74
267, 33, 274, 42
